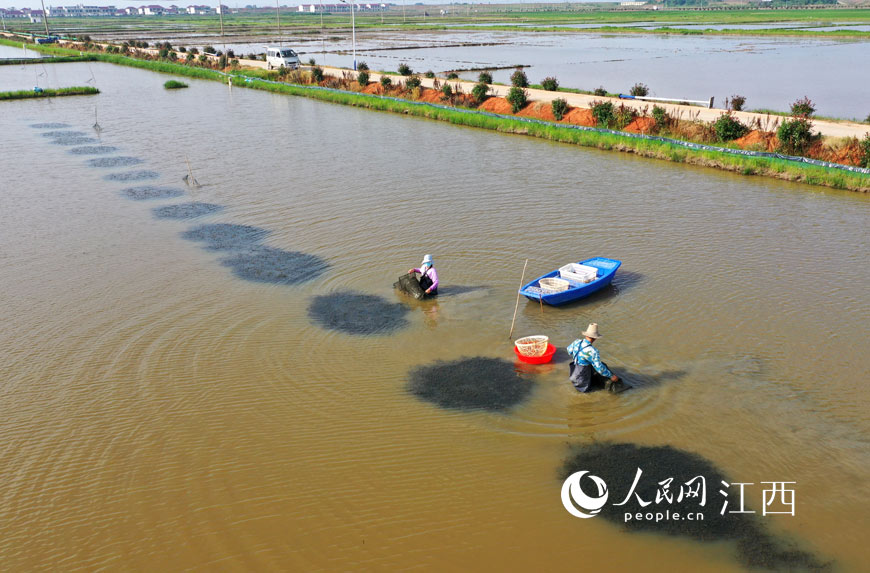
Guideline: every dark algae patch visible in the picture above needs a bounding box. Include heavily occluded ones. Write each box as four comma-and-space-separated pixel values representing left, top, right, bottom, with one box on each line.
560, 443, 829, 571
87, 156, 144, 168
221, 245, 328, 285
105, 170, 159, 182
69, 145, 118, 155
152, 202, 223, 220
308, 292, 408, 335
122, 185, 185, 201
181, 223, 269, 250
30, 122, 71, 129
408, 357, 533, 412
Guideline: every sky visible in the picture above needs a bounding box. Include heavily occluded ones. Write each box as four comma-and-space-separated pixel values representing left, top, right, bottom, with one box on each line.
2, 0, 620, 13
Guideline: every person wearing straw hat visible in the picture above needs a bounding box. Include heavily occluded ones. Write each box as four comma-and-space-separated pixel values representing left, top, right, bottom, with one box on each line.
408, 254, 439, 297
567, 323, 624, 394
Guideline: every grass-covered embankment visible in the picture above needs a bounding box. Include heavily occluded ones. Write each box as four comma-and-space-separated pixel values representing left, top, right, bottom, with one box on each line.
1, 36, 866, 192
0, 86, 99, 100
0, 55, 98, 66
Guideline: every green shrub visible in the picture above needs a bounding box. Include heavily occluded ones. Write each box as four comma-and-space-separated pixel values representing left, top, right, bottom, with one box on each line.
551, 98, 568, 121
652, 105, 669, 129
510, 68, 529, 88
308, 57, 316, 66
614, 104, 638, 129
398, 63, 412, 76
198, 54, 208, 63
471, 82, 489, 104
591, 101, 615, 128
424, 70, 435, 78
859, 134, 870, 168
357, 70, 369, 86
189, 47, 199, 55
540, 76, 559, 91
404, 75, 421, 89
777, 117, 816, 155
593, 86, 607, 96
158, 47, 170, 59
380, 75, 392, 88
864, 113, 870, 124
713, 112, 749, 142
729, 94, 746, 111
630, 83, 648, 97
356, 61, 369, 71
506, 86, 528, 113
203, 45, 216, 55
441, 83, 453, 101
478, 71, 492, 84
790, 96, 815, 118
164, 80, 188, 89
178, 46, 187, 53
312, 66, 324, 82
185, 52, 194, 62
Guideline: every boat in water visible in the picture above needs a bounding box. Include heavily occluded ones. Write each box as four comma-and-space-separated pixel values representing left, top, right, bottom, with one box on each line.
519, 257, 621, 306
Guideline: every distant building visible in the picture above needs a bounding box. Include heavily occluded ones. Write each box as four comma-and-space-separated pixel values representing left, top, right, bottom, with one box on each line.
297, 3, 389, 13
619, 1, 647, 5
47, 4, 117, 17
187, 4, 215, 14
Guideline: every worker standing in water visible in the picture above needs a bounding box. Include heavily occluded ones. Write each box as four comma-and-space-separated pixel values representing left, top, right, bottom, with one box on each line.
408, 254, 439, 297
567, 323, 625, 393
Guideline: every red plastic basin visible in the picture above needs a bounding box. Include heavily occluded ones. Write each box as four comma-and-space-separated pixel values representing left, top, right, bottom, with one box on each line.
514, 342, 557, 364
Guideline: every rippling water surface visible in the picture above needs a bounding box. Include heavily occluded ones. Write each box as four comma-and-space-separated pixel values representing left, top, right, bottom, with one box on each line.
0, 62, 868, 570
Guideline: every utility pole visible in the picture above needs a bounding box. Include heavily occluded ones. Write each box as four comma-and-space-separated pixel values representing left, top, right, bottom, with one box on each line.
40, 0, 50, 37
276, 0, 281, 46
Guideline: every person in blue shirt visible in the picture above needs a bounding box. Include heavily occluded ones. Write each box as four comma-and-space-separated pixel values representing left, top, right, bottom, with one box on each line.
566, 323, 624, 393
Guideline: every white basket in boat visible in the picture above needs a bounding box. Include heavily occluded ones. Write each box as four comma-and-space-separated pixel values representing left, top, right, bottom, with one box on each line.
538, 277, 570, 293
559, 263, 598, 284
515, 335, 549, 357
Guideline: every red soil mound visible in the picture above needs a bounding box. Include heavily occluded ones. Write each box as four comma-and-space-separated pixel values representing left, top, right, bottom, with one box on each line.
562, 108, 597, 127
734, 130, 778, 152
807, 139, 865, 166
362, 83, 382, 95
516, 102, 556, 122
477, 97, 514, 115
624, 117, 656, 134
417, 88, 445, 104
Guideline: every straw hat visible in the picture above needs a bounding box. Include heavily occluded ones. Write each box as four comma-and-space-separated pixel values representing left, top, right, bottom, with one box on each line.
582, 323, 602, 339
421, 254, 434, 266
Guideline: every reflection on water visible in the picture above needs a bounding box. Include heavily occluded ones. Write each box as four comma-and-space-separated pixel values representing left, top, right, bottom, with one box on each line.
0, 61, 868, 570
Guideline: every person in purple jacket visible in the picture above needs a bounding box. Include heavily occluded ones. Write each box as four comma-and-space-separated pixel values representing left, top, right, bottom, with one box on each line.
408, 254, 439, 296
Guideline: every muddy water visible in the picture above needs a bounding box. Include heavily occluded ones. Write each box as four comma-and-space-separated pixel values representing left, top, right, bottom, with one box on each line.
1, 62, 868, 571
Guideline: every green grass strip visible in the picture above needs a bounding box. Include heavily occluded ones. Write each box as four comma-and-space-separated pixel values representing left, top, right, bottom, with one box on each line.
0, 55, 98, 66
1, 36, 866, 193
0, 86, 99, 100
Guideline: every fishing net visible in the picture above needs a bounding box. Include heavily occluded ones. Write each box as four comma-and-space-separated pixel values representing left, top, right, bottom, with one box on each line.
105, 170, 159, 182
181, 223, 269, 251
87, 156, 144, 168
393, 273, 425, 300
69, 145, 118, 155
308, 292, 409, 335
152, 202, 223, 220
560, 442, 825, 570
122, 185, 185, 201
30, 122, 70, 129
408, 357, 533, 412
220, 246, 328, 285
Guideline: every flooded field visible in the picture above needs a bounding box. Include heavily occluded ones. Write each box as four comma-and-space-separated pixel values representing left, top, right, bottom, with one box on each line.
0, 61, 868, 570
151, 29, 870, 120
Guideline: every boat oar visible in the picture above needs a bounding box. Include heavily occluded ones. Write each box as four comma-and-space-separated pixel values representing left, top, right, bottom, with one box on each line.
509, 258, 528, 339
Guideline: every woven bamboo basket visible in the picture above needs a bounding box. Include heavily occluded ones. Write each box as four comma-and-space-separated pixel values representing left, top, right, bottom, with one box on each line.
515, 335, 550, 357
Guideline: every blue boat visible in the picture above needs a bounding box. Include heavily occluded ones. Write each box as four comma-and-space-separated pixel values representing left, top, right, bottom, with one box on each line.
519, 257, 622, 306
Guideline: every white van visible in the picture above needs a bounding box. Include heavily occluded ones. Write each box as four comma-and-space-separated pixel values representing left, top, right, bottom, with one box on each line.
265, 47, 300, 70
